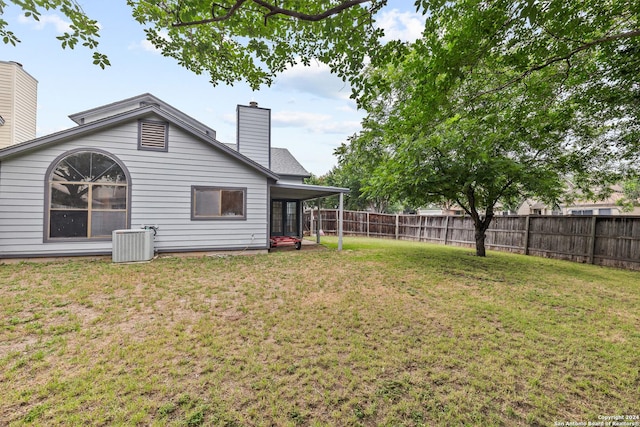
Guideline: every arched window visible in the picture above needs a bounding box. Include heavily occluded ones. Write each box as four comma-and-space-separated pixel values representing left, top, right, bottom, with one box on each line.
46, 150, 129, 240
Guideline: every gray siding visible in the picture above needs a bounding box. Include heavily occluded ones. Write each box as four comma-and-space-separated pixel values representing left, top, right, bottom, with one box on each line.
276, 176, 306, 184
0, 116, 269, 258
237, 105, 270, 169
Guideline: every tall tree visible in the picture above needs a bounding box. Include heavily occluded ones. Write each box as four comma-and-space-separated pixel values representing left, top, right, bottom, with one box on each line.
306, 163, 398, 213
333, 128, 398, 213
335, 0, 639, 257
343, 40, 635, 255
3, 1, 638, 102
126, 0, 395, 89
617, 178, 640, 211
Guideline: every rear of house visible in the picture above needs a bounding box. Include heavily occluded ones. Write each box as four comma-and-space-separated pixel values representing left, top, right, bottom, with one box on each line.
0, 97, 278, 258
0, 91, 348, 260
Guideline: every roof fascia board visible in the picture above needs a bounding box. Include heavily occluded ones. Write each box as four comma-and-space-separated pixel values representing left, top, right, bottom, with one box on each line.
274, 182, 349, 192
270, 182, 350, 201
279, 173, 312, 180
272, 182, 350, 193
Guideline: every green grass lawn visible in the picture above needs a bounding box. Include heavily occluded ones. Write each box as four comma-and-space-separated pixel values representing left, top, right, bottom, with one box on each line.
1, 237, 639, 426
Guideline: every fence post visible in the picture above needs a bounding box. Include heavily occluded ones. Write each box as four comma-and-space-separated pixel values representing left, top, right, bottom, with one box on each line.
524, 216, 531, 255
395, 214, 399, 240
588, 216, 597, 264
367, 212, 370, 238
310, 211, 314, 239
443, 215, 450, 246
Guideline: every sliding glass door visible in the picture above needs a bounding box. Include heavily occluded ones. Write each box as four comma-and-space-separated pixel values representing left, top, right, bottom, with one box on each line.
271, 200, 300, 237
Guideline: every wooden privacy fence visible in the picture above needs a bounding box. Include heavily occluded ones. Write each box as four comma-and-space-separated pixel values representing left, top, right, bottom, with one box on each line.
304, 210, 640, 271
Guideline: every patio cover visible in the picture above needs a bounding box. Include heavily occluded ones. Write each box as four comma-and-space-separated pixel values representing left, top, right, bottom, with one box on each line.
270, 182, 349, 250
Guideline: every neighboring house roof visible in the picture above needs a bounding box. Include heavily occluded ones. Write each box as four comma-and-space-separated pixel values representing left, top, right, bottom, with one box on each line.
270, 147, 311, 178
0, 102, 280, 181
516, 184, 640, 215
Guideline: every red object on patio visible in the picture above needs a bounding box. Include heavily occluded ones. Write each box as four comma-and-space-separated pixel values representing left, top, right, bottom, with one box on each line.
269, 235, 302, 250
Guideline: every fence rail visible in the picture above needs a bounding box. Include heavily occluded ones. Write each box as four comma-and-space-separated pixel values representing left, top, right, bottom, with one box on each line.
304, 210, 640, 271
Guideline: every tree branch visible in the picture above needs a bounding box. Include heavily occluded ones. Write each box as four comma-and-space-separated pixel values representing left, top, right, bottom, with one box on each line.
489, 178, 514, 210
477, 29, 640, 97
172, 0, 372, 27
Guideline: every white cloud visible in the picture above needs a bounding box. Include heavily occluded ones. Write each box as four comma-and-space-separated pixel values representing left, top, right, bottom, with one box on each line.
273, 111, 331, 127
274, 61, 353, 102
222, 112, 238, 123
376, 9, 426, 43
137, 39, 161, 53
272, 111, 360, 135
128, 31, 169, 53
18, 13, 72, 33
128, 39, 157, 53
336, 104, 357, 113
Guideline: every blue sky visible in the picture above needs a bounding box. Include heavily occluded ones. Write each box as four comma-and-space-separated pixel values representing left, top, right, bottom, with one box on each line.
0, 1, 424, 175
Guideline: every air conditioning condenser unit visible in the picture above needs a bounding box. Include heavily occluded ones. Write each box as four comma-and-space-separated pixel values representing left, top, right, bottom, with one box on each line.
112, 229, 155, 263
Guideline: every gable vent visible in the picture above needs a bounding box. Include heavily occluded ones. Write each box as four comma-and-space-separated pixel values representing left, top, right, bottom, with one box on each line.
139, 121, 168, 151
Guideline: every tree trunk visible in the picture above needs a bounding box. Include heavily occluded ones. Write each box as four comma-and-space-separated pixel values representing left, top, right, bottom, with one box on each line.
461, 188, 494, 257
472, 213, 493, 257
475, 227, 487, 257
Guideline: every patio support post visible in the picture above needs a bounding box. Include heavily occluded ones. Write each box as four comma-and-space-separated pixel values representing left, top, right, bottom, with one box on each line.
338, 192, 344, 251
316, 198, 322, 244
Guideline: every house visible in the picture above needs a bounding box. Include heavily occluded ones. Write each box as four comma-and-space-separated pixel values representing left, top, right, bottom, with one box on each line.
516, 186, 640, 216
0, 61, 38, 149
0, 92, 348, 259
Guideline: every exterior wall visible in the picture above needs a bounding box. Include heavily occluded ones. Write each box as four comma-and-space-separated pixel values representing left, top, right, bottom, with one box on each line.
0, 117, 269, 258
560, 204, 640, 216
237, 104, 270, 169
0, 63, 10, 147
0, 61, 38, 149
276, 175, 307, 184
516, 200, 557, 216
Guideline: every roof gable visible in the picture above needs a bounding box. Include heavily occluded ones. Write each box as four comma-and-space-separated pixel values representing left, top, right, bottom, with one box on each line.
0, 102, 279, 180
68, 93, 217, 139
